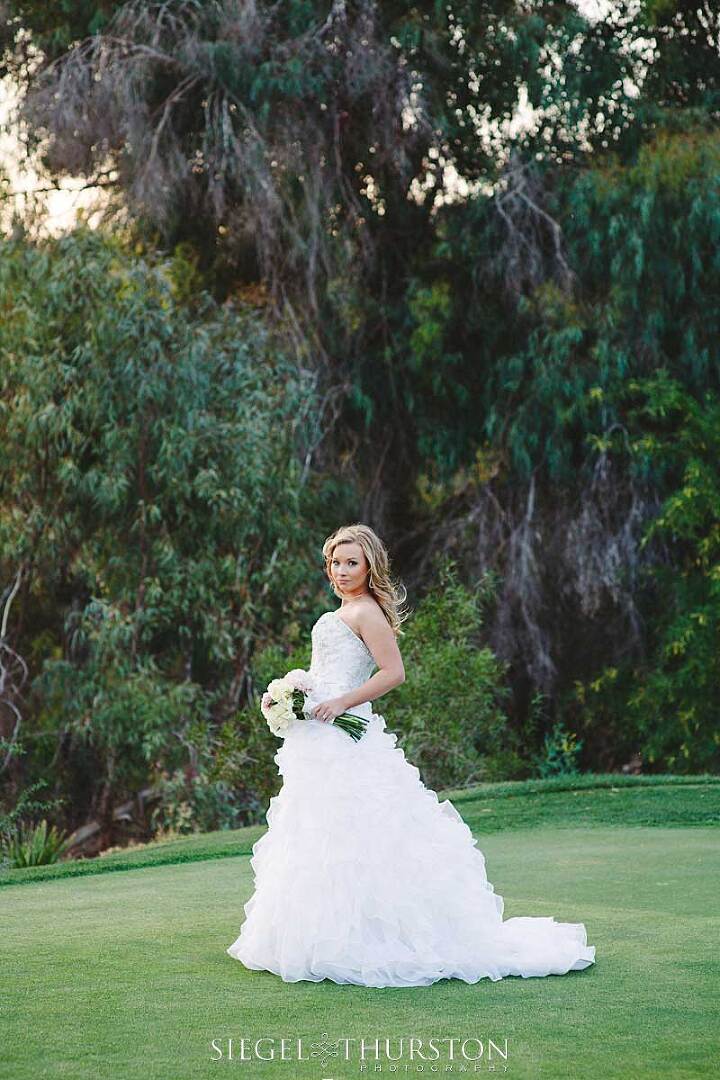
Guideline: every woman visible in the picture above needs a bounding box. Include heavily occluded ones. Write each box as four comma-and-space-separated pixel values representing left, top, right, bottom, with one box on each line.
226, 523, 596, 987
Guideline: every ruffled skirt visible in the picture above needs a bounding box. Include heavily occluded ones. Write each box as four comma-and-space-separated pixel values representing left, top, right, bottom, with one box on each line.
226, 709, 596, 987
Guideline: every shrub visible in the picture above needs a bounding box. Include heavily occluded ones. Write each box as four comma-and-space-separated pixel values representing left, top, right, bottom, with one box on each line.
532, 721, 584, 779
385, 558, 521, 792
1, 818, 71, 868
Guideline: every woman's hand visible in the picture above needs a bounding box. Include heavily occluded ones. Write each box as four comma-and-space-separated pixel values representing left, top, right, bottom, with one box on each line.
312, 695, 350, 723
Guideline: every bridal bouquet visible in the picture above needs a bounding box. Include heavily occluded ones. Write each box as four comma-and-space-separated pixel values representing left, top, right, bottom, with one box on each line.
260, 669, 369, 741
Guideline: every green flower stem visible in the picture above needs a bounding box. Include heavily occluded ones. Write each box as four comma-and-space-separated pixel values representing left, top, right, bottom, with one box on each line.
332, 713, 369, 741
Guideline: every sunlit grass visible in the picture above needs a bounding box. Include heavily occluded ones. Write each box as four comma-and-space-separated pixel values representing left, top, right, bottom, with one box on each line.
3, 777, 718, 1078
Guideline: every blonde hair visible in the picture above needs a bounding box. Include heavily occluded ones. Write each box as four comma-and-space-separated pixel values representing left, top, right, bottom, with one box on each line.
322, 524, 410, 637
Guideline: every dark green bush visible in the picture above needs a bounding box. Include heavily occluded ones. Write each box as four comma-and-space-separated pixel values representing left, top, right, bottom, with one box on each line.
379, 559, 521, 792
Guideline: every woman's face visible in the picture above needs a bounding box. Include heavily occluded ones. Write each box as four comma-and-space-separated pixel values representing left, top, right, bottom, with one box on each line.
329, 541, 369, 598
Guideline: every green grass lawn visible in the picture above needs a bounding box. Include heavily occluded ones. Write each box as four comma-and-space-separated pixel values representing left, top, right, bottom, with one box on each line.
2, 775, 718, 1079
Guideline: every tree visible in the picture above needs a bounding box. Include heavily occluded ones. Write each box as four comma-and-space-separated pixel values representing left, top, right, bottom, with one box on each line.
0, 226, 329, 840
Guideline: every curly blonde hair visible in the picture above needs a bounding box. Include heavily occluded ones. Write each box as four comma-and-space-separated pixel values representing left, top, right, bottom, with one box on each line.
322, 523, 410, 637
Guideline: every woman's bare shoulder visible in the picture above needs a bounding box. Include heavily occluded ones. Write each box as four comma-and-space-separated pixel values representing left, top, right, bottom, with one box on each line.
354, 596, 393, 632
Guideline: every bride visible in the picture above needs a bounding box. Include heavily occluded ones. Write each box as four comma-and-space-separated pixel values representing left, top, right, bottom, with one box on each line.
226, 523, 596, 988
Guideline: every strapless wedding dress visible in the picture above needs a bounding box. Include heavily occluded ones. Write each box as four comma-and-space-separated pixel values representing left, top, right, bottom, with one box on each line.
226, 609, 596, 987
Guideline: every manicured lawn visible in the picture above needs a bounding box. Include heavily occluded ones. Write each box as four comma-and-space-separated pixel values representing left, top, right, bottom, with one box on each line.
3, 773, 718, 889
2, 779, 718, 1078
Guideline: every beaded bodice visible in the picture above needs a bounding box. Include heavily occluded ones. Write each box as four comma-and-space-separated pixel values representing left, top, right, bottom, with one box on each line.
306, 610, 377, 719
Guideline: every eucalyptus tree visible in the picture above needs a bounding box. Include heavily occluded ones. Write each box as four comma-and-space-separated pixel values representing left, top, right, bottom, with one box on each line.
0, 228, 328, 842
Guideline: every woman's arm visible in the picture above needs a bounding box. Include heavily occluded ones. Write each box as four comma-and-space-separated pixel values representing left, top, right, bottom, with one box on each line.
341, 666, 404, 711
344, 601, 405, 708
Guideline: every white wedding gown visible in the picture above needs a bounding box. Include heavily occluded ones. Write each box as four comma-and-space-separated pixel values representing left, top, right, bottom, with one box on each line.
226, 609, 596, 987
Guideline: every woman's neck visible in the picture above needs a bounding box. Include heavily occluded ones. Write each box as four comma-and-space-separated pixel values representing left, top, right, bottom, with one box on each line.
340, 589, 370, 605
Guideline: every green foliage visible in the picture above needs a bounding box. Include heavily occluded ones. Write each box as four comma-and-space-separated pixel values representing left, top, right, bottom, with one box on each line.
0, 779, 71, 872
1, 817, 71, 868
146, 636, 315, 833
388, 128, 720, 781
412, 127, 720, 486
1, 0, 719, 846
570, 374, 720, 775
385, 558, 522, 791
0, 779, 65, 847
625, 375, 720, 773
148, 771, 247, 837
0, 227, 329, 834
568, 665, 641, 774
532, 721, 584, 779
